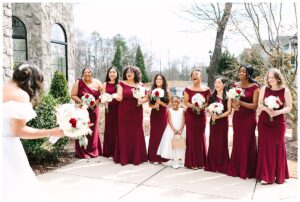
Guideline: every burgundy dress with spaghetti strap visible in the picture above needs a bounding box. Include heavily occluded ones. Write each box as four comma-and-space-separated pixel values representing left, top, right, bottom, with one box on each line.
148, 91, 168, 163
113, 81, 147, 165
256, 87, 289, 184
204, 97, 229, 173
75, 79, 102, 158
184, 87, 211, 168
227, 84, 258, 179
103, 83, 119, 158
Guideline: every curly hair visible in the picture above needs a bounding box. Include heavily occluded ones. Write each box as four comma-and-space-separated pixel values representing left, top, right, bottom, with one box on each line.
264, 68, 286, 88
12, 62, 44, 102
122, 66, 142, 83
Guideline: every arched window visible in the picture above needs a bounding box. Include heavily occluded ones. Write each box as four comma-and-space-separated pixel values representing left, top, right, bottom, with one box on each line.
12, 16, 27, 68
51, 24, 68, 79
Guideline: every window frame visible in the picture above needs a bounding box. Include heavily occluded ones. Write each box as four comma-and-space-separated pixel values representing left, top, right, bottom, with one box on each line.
12, 16, 28, 67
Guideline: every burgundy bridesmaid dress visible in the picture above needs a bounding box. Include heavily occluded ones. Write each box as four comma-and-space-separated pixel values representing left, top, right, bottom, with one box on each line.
113, 81, 148, 165
148, 93, 168, 163
75, 79, 102, 158
204, 97, 229, 173
227, 84, 258, 179
184, 88, 211, 168
103, 83, 119, 158
256, 87, 289, 184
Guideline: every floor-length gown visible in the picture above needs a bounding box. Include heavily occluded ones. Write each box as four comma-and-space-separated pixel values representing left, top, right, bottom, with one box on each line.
75, 79, 102, 158
103, 83, 119, 158
227, 84, 258, 179
204, 97, 229, 173
184, 88, 211, 168
2, 101, 43, 200
148, 95, 168, 163
256, 87, 289, 184
113, 81, 147, 165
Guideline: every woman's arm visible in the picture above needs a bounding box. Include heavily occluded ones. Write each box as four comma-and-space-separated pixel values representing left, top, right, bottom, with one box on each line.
219, 98, 232, 118
239, 87, 259, 110
271, 87, 292, 117
114, 84, 123, 102
71, 80, 82, 104
184, 91, 193, 108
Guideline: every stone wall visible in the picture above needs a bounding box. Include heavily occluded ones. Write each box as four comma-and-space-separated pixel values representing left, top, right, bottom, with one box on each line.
2, 3, 13, 82
9, 3, 75, 90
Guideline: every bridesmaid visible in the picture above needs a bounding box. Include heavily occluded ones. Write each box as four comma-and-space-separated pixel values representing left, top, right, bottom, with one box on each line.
256, 68, 292, 184
204, 77, 231, 173
71, 67, 103, 158
184, 69, 210, 169
227, 64, 259, 179
148, 74, 171, 164
113, 66, 148, 165
102, 67, 120, 158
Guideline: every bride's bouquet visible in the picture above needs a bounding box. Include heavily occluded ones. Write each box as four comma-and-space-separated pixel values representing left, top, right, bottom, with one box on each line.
208, 102, 224, 125
264, 95, 283, 121
191, 93, 206, 114
150, 88, 165, 111
227, 87, 245, 100
99, 93, 113, 113
81, 93, 96, 109
132, 86, 146, 107
42, 104, 92, 150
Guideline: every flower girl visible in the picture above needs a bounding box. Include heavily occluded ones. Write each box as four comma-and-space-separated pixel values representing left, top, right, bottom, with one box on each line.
157, 96, 186, 168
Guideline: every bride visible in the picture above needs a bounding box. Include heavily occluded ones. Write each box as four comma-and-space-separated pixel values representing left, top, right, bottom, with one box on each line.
2, 62, 64, 200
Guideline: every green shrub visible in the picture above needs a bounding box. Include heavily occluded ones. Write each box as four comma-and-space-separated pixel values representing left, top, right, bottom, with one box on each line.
22, 93, 69, 164
49, 71, 71, 104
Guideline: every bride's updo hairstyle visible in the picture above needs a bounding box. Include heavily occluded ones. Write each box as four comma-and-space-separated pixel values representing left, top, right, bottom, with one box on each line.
12, 61, 44, 103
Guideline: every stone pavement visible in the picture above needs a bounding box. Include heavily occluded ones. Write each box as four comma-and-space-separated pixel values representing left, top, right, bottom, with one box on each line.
38, 156, 298, 201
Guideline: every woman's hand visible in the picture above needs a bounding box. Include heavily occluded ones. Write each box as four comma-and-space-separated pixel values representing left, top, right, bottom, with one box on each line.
232, 99, 240, 111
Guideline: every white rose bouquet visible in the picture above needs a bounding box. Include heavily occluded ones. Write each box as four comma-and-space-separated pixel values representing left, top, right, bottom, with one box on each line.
264, 95, 283, 121
227, 87, 245, 100
99, 93, 113, 113
150, 88, 165, 111
81, 93, 96, 109
191, 93, 206, 114
208, 102, 224, 125
132, 86, 146, 107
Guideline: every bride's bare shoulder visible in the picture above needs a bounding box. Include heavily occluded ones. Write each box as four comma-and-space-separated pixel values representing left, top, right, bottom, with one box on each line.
3, 84, 30, 103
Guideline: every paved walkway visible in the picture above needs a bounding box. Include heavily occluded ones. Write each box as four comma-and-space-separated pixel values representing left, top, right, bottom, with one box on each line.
38, 156, 298, 201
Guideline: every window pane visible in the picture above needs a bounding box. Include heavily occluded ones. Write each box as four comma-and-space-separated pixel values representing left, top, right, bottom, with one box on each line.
12, 17, 26, 38
51, 43, 67, 77
51, 24, 66, 42
13, 39, 26, 67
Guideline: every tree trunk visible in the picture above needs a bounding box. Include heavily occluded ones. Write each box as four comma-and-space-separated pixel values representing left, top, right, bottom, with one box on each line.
208, 3, 232, 89
292, 119, 298, 140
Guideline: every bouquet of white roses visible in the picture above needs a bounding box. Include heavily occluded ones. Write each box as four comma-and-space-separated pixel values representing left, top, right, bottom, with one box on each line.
191, 93, 206, 114
150, 88, 165, 111
208, 102, 224, 125
264, 95, 283, 121
81, 93, 96, 109
227, 87, 245, 100
132, 86, 146, 107
99, 93, 113, 113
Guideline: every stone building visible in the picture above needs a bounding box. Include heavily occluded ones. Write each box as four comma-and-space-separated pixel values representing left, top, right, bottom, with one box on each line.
2, 2, 75, 90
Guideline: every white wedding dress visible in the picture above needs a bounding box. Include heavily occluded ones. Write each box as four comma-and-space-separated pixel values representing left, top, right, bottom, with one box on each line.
2, 101, 43, 200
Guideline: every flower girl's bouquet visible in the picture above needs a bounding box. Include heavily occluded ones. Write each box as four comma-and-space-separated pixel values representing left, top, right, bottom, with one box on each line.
227, 87, 245, 100
208, 102, 224, 125
191, 93, 206, 114
264, 95, 283, 121
41, 104, 92, 150
81, 93, 96, 109
132, 86, 146, 107
99, 93, 113, 113
150, 88, 165, 111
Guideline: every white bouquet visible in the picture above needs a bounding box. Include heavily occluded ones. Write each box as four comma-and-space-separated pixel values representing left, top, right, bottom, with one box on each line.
191, 93, 206, 114
227, 87, 245, 100
264, 95, 283, 121
81, 93, 96, 109
151, 88, 165, 111
132, 86, 146, 107
99, 93, 113, 113
208, 102, 224, 125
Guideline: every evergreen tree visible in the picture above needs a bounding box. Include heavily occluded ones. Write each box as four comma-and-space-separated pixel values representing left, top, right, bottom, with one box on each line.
49, 71, 71, 104
112, 44, 123, 74
135, 45, 149, 83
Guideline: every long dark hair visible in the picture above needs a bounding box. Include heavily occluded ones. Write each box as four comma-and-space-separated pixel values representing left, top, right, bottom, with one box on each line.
149, 74, 169, 104
238, 64, 259, 86
13, 62, 44, 103
105, 66, 119, 90
209, 77, 228, 111
122, 66, 141, 83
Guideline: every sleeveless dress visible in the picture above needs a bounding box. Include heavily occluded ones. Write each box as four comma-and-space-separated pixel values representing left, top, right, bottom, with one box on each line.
204, 97, 229, 173
75, 79, 102, 158
227, 84, 258, 179
256, 87, 289, 184
2, 101, 43, 200
148, 90, 168, 163
184, 88, 211, 168
157, 108, 186, 160
113, 81, 148, 165
103, 83, 119, 158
